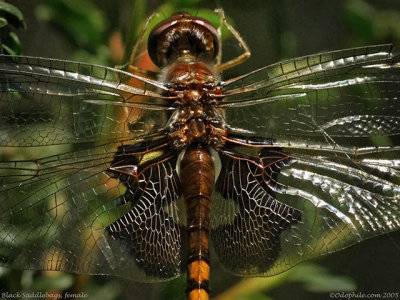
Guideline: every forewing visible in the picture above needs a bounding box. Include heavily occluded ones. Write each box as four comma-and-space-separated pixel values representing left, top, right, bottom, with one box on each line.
0, 55, 172, 146
222, 44, 400, 144
0, 140, 184, 281
211, 144, 400, 276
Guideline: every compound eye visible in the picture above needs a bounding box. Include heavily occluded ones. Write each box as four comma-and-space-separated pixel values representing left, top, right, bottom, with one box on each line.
148, 13, 219, 67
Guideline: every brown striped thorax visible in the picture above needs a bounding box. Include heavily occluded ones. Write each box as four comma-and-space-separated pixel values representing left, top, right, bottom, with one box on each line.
148, 12, 227, 149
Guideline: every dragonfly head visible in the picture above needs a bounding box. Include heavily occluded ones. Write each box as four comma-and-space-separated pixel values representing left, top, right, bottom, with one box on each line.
148, 12, 219, 67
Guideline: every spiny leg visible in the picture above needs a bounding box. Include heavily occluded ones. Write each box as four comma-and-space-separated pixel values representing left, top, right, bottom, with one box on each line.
215, 9, 223, 66
117, 11, 160, 76
214, 8, 251, 73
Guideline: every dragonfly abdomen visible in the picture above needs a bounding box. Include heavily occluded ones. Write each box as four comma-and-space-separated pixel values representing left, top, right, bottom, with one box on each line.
180, 147, 214, 300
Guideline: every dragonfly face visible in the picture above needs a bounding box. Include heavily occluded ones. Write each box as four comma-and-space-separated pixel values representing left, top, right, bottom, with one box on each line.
0, 8, 400, 300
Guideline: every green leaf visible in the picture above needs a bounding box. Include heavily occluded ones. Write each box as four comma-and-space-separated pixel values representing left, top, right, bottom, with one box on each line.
290, 264, 357, 293
0, 16, 8, 28
0, 1, 24, 23
160, 276, 185, 300
344, 0, 374, 40
86, 281, 121, 300
8, 32, 21, 52
1, 44, 16, 56
30, 273, 74, 291
0, 1, 26, 28
171, 0, 201, 6
35, 0, 106, 51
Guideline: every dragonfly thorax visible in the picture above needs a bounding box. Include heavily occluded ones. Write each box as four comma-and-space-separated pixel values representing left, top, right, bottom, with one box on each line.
167, 102, 227, 149
163, 58, 226, 149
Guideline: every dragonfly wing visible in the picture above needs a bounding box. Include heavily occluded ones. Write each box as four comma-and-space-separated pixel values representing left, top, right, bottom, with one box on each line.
104, 143, 184, 280
211, 144, 400, 276
211, 148, 300, 275
0, 139, 184, 281
222, 44, 400, 145
0, 55, 172, 146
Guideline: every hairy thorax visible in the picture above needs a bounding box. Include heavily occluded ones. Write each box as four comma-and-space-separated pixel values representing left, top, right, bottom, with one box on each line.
163, 60, 227, 149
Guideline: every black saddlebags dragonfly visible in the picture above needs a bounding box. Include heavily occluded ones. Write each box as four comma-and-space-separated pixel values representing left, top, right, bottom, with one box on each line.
0, 9, 400, 300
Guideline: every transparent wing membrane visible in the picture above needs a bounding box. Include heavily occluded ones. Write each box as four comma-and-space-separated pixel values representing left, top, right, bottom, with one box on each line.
0, 139, 185, 281
211, 149, 301, 275
105, 141, 184, 280
0, 55, 172, 146
0, 143, 120, 275
222, 44, 400, 143
0, 44, 399, 281
211, 144, 400, 276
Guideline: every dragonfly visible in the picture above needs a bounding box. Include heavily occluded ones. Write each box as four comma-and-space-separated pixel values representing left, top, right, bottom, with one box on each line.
1, 8, 400, 300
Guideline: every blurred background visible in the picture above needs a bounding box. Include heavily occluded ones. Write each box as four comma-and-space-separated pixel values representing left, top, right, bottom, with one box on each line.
1, 0, 400, 299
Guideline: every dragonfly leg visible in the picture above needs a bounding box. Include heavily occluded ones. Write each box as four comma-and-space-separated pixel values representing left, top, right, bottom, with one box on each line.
214, 8, 251, 73
116, 11, 160, 76
215, 9, 223, 66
